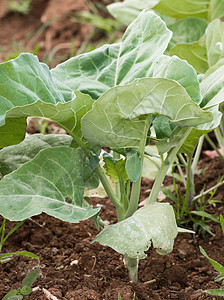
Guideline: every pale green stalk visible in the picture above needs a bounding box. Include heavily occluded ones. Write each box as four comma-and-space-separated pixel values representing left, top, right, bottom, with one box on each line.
192, 135, 204, 173
124, 115, 150, 219
123, 115, 150, 282
186, 153, 194, 206
178, 153, 187, 167
113, 151, 121, 198
147, 128, 192, 205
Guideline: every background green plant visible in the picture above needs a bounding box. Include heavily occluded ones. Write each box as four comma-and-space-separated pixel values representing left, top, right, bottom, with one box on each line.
2, 269, 40, 300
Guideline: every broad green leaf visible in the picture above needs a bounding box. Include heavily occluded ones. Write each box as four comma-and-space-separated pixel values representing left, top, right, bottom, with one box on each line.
167, 18, 208, 52
108, 0, 224, 22
94, 202, 178, 259
22, 269, 40, 288
211, 0, 224, 20
204, 58, 224, 79
0, 54, 64, 111
170, 35, 208, 74
206, 19, 224, 67
0, 134, 72, 176
82, 78, 213, 148
170, 19, 224, 74
107, 0, 160, 25
153, 115, 181, 140
200, 246, 224, 276
125, 149, 142, 182
0, 147, 100, 222
51, 11, 172, 100
0, 91, 93, 148
103, 154, 128, 184
200, 64, 224, 108
152, 55, 201, 103
0, 54, 94, 147
153, 0, 221, 20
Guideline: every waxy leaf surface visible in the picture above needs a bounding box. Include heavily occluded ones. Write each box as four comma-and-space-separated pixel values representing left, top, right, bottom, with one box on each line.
107, 0, 160, 25
154, 0, 224, 20
170, 19, 224, 74
108, 0, 224, 22
82, 78, 212, 148
0, 54, 94, 147
0, 147, 100, 222
167, 18, 208, 52
94, 202, 178, 259
51, 11, 172, 100
0, 134, 72, 176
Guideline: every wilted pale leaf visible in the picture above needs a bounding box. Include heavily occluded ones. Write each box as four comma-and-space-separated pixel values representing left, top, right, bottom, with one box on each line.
94, 202, 178, 259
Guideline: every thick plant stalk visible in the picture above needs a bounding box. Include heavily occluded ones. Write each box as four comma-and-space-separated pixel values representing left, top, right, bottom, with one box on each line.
124, 254, 139, 282
124, 115, 150, 219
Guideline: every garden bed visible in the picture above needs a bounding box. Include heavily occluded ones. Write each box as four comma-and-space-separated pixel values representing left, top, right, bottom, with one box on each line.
1, 156, 224, 300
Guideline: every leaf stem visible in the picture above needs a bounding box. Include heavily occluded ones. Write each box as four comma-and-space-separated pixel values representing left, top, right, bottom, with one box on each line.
124, 115, 150, 219
192, 135, 204, 173
124, 254, 139, 282
95, 165, 122, 211
147, 127, 192, 205
113, 151, 121, 198
67, 130, 122, 211
186, 153, 194, 206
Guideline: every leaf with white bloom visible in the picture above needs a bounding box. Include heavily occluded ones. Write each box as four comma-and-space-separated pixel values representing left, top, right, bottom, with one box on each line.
152, 55, 201, 103
107, 0, 160, 25
0, 134, 72, 176
0, 54, 94, 147
153, 0, 224, 20
51, 11, 172, 100
82, 78, 213, 148
167, 18, 208, 52
94, 202, 178, 259
170, 35, 208, 74
170, 19, 224, 74
0, 147, 100, 222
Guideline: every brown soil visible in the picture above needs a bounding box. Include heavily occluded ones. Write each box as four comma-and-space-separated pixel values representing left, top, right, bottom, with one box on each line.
0, 0, 114, 65
1, 1, 224, 300
1, 157, 224, 300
